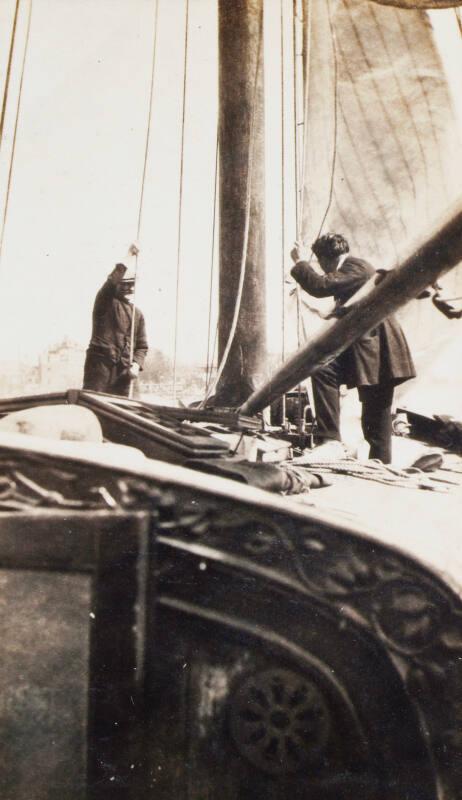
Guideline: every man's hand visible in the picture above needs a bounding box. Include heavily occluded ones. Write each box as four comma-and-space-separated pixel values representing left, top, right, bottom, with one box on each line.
432, 292, 462, 320
417, 282, 442, 300
109, 263, 127, 283
290, 241, 310, 264
325, 306, 349, 319
128, 362, 140, 379
128, 243, 140, 257
374, 268, 388, 285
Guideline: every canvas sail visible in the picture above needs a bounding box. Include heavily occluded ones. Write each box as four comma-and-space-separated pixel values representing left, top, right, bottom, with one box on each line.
372, 1, 462, 9
289, 0, 462, 418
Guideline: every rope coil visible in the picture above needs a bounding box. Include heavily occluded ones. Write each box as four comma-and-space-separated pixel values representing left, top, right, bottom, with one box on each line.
291, 456, 450, 492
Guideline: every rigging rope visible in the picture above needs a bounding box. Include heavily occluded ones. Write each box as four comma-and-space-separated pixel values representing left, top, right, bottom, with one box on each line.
135, 0, 159, 245
288, 0, 339, 359
291, 0, 304, 358
293, 0, 339, 252
292, 0, 303, 239
456, 7, 462, 36
128, 0, 159, 398
291, 0, 311, 424
205, 323, 219, 395
280, 0, 287, 363
312, 0, 338, 242
291, 457, 449, 492
172, 0, 190, 403
289, 0, 306, 432
299, 0, 312, 231
289, 0, 339, 433
0, 0, 20, 153
0, 0, 32, 270
204, 130, 219, 392
201, 3, 264, 406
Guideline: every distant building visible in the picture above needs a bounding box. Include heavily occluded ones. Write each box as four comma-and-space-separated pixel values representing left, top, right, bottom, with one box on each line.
0, 359, 41, 398
39, 338, 85, 392
0, 361, 24, 397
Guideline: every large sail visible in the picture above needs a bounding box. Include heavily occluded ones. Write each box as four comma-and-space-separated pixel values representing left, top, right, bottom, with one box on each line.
294, 0, 462, 416
372, 1, 462, 8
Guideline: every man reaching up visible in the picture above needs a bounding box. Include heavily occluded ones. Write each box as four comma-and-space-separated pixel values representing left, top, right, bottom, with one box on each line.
290, 233, 415, 463
83, 245, 148, 397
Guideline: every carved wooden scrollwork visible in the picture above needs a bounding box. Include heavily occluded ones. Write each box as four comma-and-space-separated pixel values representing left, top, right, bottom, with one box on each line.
2, 447, 462, 795
151, 498, 462, 796
371, 579, 446, 655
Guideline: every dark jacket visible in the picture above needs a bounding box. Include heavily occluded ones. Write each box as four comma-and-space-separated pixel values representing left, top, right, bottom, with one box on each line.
87, 278, 148, 369
291, 256, 416, 388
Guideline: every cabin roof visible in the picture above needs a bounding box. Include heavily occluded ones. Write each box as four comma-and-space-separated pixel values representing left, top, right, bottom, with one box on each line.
0, 428, 460, 598
311, 465, 462, 597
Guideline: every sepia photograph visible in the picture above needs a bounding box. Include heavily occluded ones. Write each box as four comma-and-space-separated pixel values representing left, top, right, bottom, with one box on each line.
0, 0, 461, 797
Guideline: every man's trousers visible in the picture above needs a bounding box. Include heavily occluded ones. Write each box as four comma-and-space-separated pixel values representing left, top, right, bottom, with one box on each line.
311, 360, 394, 464
83, 353, 131, 397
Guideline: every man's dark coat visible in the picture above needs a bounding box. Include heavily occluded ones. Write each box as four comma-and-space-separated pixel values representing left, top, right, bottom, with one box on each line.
291, 256, 416, 388
86, 279, 148, 370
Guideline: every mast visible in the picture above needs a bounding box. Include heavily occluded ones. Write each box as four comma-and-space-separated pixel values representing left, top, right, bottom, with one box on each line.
214, 0, 266, 407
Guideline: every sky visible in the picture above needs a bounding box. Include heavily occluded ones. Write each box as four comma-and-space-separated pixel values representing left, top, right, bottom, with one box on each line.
0, 0, 461, 367
0, 0, 222, 365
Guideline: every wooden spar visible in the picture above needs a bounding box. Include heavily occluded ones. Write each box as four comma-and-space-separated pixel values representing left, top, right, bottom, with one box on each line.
214, 0, 266, 407
240, 198, 462, 415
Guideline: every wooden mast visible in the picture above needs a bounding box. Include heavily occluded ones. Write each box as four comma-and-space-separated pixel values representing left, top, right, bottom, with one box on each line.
214, 0, 266, 406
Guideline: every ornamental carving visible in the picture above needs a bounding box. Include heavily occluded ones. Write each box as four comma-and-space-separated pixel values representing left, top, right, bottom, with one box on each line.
149, 497, 462, 796
371, 579, 446, 655
229, 668, 330, 775
2, 446, 462, 795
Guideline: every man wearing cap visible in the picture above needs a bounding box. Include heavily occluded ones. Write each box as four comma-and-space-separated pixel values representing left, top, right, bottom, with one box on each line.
290, 233, 415, 463
83, 247, 148, 397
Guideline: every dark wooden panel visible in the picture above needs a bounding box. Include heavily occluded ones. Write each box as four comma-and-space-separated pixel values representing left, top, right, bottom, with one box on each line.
0, 569, 90, 800
0, 513, 97, 571
87, 514, 151, 799
0, 510, 152, 800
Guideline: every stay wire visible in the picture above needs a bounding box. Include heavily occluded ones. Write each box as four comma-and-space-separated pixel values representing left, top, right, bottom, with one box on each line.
456, 7, 462, 37
296, 0, 338, 263
292, 0, 305, 361
205, 130, 219, 392
136, 0, 159, 244
129, 0, 160, 374
201, 3, 264, 406
313, 0, 338, 242
172, 0, 190, 403
290, 0, 309, 433
280, 0, 286, 362
0, 0, 33, 270
291, 0, 338, 312
205, 323, 219, 395
299, 0, 312, 233
0, 0, 20, 153
292, 0, 302, 238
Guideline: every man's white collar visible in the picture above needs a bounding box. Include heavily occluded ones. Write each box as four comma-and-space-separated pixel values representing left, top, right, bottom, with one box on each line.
337, 253, 348, 270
